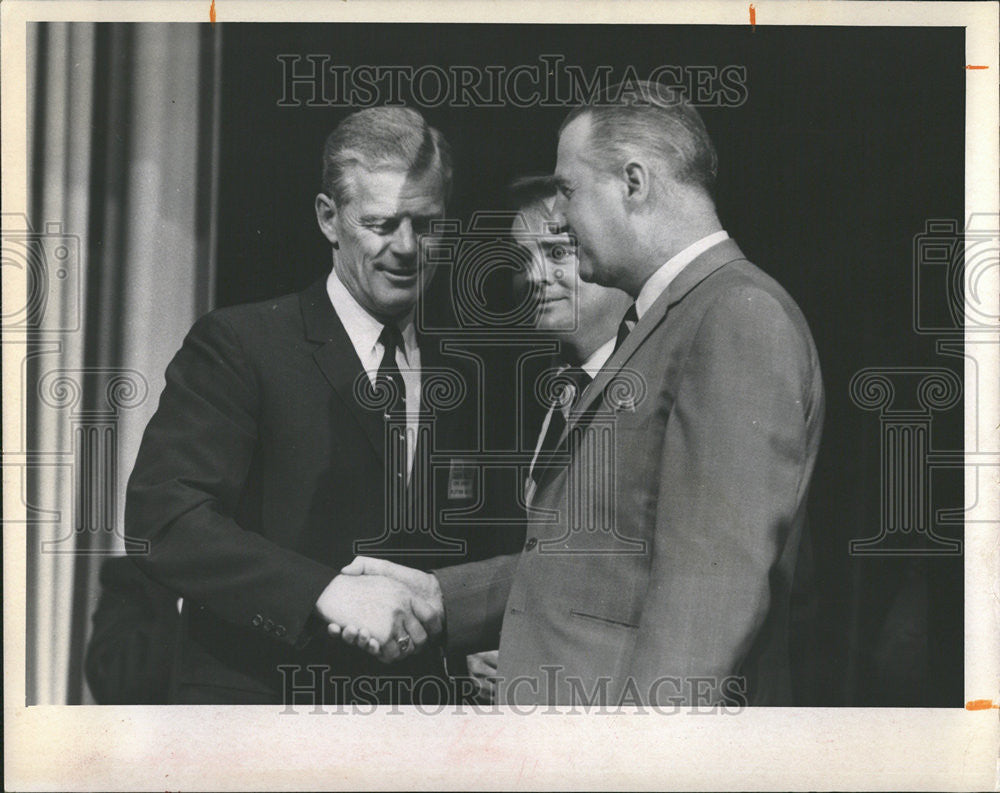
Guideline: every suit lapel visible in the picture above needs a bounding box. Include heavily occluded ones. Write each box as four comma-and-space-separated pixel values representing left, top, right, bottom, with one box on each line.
570, 238, 748, 432
530, 241, 746, 498
300, 278, 386, 468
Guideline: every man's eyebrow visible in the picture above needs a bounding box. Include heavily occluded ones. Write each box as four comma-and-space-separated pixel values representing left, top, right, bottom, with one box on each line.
538, 231, 571, 243
360, 211, 441, 222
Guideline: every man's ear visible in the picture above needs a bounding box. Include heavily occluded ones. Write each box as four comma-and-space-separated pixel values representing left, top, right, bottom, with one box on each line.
315, 193, 340, 249
622, 161, 650, 205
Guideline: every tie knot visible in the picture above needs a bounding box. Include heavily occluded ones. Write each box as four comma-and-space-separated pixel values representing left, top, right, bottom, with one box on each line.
613, 303, 639, 354
378, 323, 404, 354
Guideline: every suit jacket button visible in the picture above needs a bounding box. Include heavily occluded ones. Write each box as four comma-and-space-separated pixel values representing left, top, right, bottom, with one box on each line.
274, 625, 287, 638
524, 538, 537, 550
263, 618, 274, 632
251, 614, 263, 627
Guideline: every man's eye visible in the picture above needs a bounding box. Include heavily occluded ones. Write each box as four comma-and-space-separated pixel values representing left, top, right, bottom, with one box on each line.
558, 184, 575, 199
368, 220, 398, 234
549, 244, 571, 262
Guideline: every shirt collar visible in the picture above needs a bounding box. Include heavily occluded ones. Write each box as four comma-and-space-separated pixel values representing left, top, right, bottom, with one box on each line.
326, 269, 417, 363
635, 230, 730, 318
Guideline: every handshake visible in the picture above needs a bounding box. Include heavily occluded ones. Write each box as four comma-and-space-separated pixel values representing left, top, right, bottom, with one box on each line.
314, 556, 445, 663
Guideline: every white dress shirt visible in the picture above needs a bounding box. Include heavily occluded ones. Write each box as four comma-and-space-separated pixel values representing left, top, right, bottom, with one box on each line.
326, 270, 421, 478
635, 230, 730, 319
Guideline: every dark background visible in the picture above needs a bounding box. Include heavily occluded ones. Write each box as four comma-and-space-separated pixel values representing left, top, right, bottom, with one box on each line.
215, 24, 965, 706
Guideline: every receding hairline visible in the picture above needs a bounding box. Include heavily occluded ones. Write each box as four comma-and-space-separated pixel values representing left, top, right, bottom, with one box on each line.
333, 158, 450, 205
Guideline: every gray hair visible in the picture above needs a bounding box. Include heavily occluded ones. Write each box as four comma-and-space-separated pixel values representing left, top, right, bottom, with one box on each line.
321, 106, 453, 205
559, 80, 718, 195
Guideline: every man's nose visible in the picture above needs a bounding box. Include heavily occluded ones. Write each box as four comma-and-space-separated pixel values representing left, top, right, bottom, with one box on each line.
551, 195, 569, 227
524, 252, 552, 287
391, 217, 417, 257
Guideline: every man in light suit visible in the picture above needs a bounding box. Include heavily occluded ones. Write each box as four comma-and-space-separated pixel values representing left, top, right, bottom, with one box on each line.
124, 106, 487, 704
338, 82, 825, 707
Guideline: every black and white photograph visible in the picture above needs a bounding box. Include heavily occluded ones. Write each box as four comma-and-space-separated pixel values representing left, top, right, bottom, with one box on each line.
3, 0, 998, 789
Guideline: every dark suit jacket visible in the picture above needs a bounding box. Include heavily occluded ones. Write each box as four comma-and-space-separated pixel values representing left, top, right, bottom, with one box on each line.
125, 278, 490, 704
435, 240, 825, 706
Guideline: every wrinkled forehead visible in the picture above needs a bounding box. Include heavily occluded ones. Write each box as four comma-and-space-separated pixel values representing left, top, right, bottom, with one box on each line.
343, 164, 447, 212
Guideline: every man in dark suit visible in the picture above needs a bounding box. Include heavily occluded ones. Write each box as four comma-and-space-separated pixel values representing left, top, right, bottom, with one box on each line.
336, 82, 825, 708
125, 106, 483, 704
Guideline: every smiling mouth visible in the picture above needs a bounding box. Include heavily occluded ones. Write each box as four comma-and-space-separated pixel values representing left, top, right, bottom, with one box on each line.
381, 269, 419, 281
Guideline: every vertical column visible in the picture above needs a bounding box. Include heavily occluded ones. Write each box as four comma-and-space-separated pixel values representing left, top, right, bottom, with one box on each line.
849, 368, 962, 555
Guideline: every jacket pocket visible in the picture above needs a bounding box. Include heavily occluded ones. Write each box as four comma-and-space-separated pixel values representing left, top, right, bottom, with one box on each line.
568, 609, 638, 630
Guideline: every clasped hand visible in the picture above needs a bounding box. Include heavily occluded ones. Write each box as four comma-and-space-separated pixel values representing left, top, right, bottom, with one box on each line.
314, 556, 443, 663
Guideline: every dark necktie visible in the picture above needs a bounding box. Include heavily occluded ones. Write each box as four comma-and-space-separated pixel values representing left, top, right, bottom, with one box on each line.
533, 365, 591, 473
613, 303, 639, 354
375, 324, 409, 491
376, 324, 406, 421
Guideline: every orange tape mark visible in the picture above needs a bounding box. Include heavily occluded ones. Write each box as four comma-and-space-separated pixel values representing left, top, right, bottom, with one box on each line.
210, 0, 216, 24
749, 4, 756, 29
965, 699, 998, 710
966, 65, 988, 70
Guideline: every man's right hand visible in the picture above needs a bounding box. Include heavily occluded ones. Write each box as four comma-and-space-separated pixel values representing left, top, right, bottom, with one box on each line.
330, 556, 444, 658
314, 572, 438, 662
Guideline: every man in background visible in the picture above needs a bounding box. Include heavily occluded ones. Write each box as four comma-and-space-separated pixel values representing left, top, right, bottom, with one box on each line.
464, 175, 632, 702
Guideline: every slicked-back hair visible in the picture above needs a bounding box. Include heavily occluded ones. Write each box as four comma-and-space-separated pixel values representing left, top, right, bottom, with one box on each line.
506, 174, 566, 233
559, 80, 718, 195
506, 174, 559, 212
321, 106, 453, 206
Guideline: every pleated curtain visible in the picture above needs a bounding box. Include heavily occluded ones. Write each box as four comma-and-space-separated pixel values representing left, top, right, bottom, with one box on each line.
25, 22, 220, 704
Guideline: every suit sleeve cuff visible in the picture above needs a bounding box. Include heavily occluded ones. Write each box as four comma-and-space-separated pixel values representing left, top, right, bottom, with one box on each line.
433, 554, 518, 656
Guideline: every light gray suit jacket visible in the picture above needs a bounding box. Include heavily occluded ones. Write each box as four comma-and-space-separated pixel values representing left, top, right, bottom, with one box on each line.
435, 239, 825, 706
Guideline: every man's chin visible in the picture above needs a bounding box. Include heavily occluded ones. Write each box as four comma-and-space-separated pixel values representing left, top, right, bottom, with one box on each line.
536, 306, 575, 333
